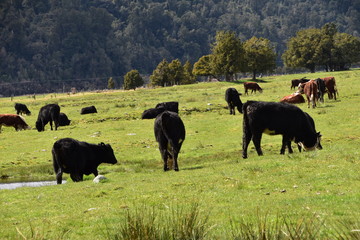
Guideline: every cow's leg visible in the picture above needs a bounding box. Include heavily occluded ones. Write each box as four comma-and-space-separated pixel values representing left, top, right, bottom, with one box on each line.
159, 140, 170, 171
172, 145, 180, 171
252, 132, 263, 156
161, 149, 170, 171
281, 136, 292, 154
54, 117, 59, 130
229, 103, 235, 115
56, 170, 63, 184
297, 144, 302, 152
242, 129, 252, 159
49, 120, 53, 130
306, 96, 310, 108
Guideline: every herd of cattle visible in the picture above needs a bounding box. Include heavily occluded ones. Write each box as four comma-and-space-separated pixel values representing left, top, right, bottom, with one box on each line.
0, 77, 337, 184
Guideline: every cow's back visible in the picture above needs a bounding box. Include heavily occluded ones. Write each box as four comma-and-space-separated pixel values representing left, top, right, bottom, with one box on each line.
243, 101, 307, 135
155, 111, 185, 143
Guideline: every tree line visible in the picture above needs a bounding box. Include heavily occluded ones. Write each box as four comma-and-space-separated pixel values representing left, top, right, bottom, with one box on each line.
0, 0, 359, 96
124, 24, 359, 89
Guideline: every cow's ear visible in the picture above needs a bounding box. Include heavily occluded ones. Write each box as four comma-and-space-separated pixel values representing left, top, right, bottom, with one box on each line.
238, 93, 242, 96
99, 142, 105, 146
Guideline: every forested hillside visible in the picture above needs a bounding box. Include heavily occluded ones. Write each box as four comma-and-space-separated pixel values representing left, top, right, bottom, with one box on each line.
1, 0, 359, 96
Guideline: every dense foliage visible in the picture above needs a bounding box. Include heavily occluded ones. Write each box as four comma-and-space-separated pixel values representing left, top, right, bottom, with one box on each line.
282, 23, 360, 72
0, 0, 359, 95
123, 70, 143, 90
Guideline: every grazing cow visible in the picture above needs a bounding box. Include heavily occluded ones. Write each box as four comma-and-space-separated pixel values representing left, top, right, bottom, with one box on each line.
0, 114, 31, 132
36, 104, 60, 132
142, 107, 166, 119
242, 101, 322, 158
299, 80, 318, 108
59, 113, 71, 126
315, 78, 326, 103
290, 77, 309, 90
154, 111, 185, 171
14, 103, 31, 115
81, 106, 97, 114
155, 101, 179, 113
225, 88, 243, 115
142, 101, 179, 119
52, 138, 118, 184
321, 77, 338, 100
280, 93, 305, 104
244, 82, 263, 95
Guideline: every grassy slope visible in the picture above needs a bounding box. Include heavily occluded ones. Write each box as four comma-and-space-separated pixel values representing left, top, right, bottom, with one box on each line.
0, 70, 359, 239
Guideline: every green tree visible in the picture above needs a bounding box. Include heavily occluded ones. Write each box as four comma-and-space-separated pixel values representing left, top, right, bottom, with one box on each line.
150, 59, 171, 87
182, 60, 196, 84
168, 59, 185, 85
243, 36, 276, 80
282, 28, 322, 73
332, 33, 360, 70
317, 23, 338, 71
123, 70, 143, 90
210, 31, 245, 81
193, 55, 214, 80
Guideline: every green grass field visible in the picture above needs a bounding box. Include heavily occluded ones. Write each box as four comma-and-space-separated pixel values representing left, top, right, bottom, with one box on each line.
0, 70, 359, 239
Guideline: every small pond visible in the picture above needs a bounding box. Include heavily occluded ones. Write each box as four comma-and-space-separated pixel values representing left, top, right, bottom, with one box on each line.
0, 180, 66, 190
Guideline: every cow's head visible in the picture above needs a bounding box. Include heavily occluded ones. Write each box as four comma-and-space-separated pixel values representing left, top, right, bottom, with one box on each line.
99, 143, 118, 164
298, 132, 322, 151
297, 83, 306, 94
35, 121, 44, 132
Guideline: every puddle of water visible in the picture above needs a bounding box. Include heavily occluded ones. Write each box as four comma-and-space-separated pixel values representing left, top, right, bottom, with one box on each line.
0, 180, 66, 190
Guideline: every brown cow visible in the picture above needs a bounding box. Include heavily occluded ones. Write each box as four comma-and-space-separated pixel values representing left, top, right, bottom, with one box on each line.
299, 80, 318, 108
0, 114, 31, 132
280, 93, 305, 104
244, 82, 263, 95
321, 77, 338, 100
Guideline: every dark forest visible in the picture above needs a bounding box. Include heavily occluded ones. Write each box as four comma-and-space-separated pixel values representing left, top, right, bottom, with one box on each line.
0, 0, 359, 96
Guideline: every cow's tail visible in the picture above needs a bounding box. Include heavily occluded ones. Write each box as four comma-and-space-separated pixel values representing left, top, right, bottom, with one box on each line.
310, 93, 314, 107
160, 112, 185, 150
52, 142, 61, 173
242, 101, 252, 136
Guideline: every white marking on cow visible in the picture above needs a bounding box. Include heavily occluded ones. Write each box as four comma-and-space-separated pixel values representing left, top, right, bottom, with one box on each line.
298, 142, 316, 151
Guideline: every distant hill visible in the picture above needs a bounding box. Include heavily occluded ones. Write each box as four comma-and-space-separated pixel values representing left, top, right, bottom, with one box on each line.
0, 0, 359, 96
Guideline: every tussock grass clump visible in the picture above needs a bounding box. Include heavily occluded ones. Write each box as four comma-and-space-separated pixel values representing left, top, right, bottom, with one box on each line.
104, 203, 212, 240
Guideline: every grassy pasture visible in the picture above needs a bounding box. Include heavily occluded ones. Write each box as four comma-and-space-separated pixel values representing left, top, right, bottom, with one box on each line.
0, 69, 360, 239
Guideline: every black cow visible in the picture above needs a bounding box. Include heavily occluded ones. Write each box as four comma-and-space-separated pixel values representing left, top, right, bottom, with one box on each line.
142, 107, 166, 119
141, 101, 179, 119
290, 77, 310, 90
242, 101, 322, 158
14, 103, 31, 115
59, 113, 71, 126
35, 104, 60, 132
155, 101, 179, 113
52, 138, 118, 184
154, 111, 185, 171
81, 106, 97, 114
315, 78, 326, 103
225, 88, 243, 115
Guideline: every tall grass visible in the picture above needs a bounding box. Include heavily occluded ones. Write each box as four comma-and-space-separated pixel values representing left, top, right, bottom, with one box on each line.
104, 203, 212, 240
